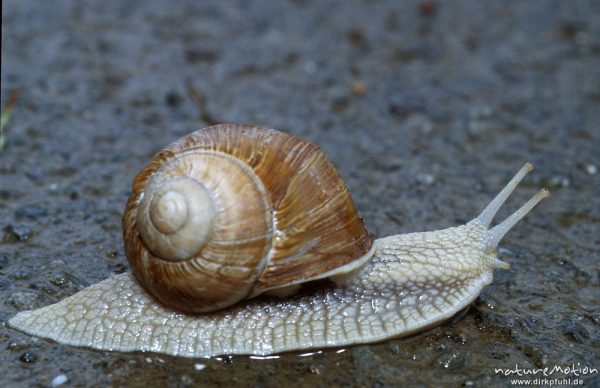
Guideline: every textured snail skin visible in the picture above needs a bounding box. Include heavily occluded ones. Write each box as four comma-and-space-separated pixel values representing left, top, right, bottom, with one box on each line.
8, 164, 548, 357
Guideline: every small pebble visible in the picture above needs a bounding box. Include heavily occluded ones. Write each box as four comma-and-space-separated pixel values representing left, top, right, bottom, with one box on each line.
347, 29, 367, 47
449, 332, 468, 345
7, 337, 32, 351
50, 272, 69, 286
477, 295, 498, 310
519, 317, 540, 335
416, 173, 435, 185
30, 281, 57, 295
10, 270, 31, 280
387, 342, 405, 356
108, 263, 127, 274
467, 106, 495, 134
304, 61, 317, 74
50, 260, 66, 267
308, 364, 322, 375
20, 351, 38, 363
3, 224, 31, 241
469, 105, 493, 119
404, 113, 433, 134
51, 374, 68, 387
419, 1, 438, 16
575, 31, 590, 45
0, 255, 8, 269
331, 95, 350, 112
194, 363, 206, 371
562, 321, 589, 343
15, 205, 48, 220
25, 170, 43, 182
548, 175, 570, 188
351, 81, 368, 96
180, 375, 193, 386
388, 92, 425, 118
165, 91, 182, 108
0, 278, 10, 289
7, 291, 39, 310
528, 303, 543, 311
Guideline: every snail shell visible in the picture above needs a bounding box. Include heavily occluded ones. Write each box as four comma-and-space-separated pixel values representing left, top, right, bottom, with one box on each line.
123, 124, 373, 312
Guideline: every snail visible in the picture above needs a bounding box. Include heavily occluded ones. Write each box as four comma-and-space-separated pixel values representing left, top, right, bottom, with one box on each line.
8, 124, 548, 358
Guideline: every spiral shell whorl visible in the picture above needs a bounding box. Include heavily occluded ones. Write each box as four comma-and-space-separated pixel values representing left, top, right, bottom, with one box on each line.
151, 190, 188, 234
137, 174, 215, 262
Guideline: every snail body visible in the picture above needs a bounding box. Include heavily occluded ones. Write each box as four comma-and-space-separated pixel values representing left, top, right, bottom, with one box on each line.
8, 125, 548, 358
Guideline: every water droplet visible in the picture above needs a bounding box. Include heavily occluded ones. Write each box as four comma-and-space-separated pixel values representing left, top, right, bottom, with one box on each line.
19, 351, 38, 363
51, 374, 68, 387
584, 164, 597, 175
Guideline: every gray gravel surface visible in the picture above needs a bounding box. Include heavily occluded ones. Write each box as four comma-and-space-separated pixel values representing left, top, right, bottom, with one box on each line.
1, 0, 599, 386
